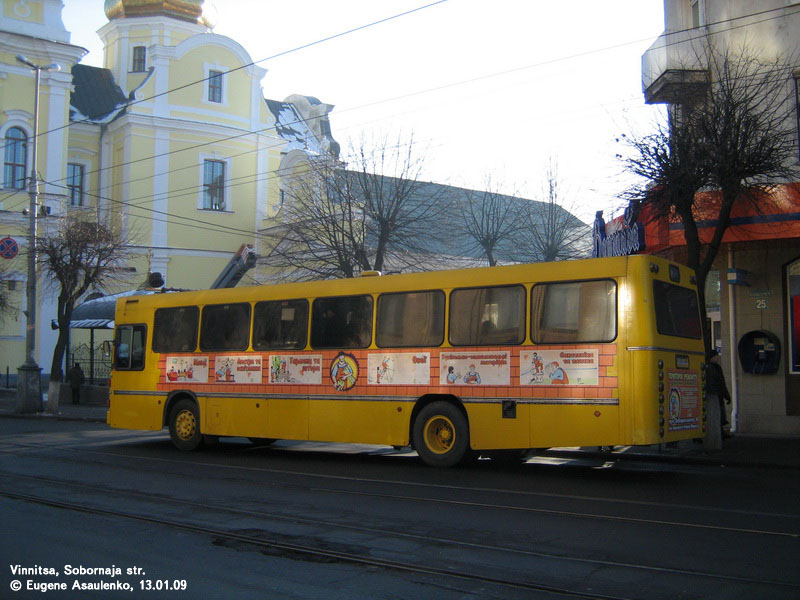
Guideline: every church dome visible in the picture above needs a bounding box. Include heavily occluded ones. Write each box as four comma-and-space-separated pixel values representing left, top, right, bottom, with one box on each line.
104, 0, 217, 27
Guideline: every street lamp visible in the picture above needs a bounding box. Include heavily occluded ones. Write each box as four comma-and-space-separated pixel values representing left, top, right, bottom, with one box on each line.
15, 54, 60, 414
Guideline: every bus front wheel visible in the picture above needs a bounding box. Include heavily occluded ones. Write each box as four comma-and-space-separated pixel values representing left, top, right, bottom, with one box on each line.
413, 401, 470, 467
168, 399, 203, 451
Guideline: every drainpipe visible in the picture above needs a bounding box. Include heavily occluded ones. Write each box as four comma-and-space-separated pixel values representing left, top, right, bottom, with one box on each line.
727, 246, 739, 432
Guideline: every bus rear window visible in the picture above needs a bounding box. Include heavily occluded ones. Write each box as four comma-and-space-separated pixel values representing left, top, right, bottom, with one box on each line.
153, 306, 198, 352
653, 280, 702, 339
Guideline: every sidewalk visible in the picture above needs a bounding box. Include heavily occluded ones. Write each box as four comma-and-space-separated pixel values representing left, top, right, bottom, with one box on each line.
1, 391, 798, 469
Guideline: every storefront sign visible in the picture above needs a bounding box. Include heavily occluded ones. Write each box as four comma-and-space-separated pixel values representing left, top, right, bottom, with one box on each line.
592, 200, 645, 258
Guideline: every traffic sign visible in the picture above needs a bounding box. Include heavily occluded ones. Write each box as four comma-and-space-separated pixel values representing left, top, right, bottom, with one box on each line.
0, 237, 19, 259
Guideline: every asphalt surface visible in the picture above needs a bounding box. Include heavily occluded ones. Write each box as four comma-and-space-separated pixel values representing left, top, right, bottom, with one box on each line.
1, 390, 798, 470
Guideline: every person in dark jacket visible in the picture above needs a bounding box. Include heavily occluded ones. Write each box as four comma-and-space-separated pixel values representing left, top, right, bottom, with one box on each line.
706, 350, 731, 437
67, 363, 85, 405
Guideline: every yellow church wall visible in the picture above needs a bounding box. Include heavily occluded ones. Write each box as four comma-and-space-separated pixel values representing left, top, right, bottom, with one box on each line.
165, 253, 233, 290
1, 0, 42, 23
167, 46, 255, 127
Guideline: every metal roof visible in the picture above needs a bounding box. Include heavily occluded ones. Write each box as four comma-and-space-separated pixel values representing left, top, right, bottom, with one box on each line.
69, 290, 156, 329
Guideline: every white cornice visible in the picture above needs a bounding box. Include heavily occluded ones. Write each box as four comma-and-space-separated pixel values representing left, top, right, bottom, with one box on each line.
0, 32, 87, 67
108, 111, 278, 142
97, 14, 208, 42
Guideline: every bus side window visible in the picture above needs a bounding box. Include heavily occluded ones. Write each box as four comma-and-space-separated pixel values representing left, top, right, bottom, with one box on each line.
311, 295, 373, 349
449, 285, 525, 346
114, 325, 146, 370
531, 280, 617, 343
376, 290, 444, 348
253, 299, 309, 350
153, 306, 198, 353
200, 303, 251, 351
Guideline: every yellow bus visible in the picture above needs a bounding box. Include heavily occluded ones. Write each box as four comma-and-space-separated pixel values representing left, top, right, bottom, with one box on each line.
107, 254, 706, 467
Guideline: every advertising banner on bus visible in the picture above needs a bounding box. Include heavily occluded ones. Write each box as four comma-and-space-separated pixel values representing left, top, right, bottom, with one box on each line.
166, 356, 209, 383
214, 355, 263, 384
269, 354, 323, 384
439, 351, 510, 385
520, 349, 599, 386
368, 352, 431, 385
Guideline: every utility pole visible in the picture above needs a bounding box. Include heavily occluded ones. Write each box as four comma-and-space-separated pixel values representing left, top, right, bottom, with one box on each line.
15, 55, 60, 414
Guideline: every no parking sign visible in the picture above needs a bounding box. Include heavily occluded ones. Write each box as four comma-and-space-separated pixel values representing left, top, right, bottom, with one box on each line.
0, 237, 19, 259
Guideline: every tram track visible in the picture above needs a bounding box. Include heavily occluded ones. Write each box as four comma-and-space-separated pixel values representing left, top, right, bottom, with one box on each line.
2, 469, 799, 598
1, 488, 634, 600
2, 438, 798, 538
3, 430, 800, 599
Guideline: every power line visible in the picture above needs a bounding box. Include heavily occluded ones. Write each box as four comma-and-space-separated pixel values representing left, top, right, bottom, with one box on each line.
4, 3, 797, 239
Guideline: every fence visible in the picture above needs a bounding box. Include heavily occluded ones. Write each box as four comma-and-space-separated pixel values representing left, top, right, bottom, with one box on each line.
69, 342, 111, 384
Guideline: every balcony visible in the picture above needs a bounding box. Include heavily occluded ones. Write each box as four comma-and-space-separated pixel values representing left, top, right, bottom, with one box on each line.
641, 29, 709, 104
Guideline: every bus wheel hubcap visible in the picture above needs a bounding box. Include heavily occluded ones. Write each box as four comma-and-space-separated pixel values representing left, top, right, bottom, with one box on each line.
175, 410, 196, 440
423, 416, 455, 454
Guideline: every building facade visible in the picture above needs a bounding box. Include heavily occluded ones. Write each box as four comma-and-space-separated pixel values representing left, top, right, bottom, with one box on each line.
0, 0, 336, 379
640, 0, 800, 434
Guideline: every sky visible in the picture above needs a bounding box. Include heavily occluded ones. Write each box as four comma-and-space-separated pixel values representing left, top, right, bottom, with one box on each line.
61, 0, 666, 223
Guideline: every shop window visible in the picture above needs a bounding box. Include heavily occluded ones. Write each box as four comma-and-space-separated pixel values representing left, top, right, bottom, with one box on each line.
786, 258, 800, 373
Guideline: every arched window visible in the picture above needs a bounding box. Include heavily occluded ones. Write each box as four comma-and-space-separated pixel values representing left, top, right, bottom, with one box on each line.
3, 127, 27, 190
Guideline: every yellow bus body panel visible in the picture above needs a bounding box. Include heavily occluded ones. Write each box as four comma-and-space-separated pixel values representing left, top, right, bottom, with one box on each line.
107, 255, 706, 451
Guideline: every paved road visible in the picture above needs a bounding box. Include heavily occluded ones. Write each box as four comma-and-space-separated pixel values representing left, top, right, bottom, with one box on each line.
1, 419, 799, 600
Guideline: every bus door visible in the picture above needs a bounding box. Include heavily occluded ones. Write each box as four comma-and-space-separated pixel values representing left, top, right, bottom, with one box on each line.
108, 322, 162, 430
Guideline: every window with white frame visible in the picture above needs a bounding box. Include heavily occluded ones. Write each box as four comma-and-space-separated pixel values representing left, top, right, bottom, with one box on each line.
690, 0, 705, 28
67, 163, 85, 206
4, 127, 27, 190
203, 159, 225, 211
208, 70, 223, 103
132, 46, 146, 72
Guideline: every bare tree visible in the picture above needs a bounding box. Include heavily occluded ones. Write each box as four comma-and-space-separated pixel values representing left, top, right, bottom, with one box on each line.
37, 214, 133, 379
269, 134, 452, 280
620, 43, 798, 351
0, 262, 11, 318
516, 160, 590, 262
459, 176, 522, 266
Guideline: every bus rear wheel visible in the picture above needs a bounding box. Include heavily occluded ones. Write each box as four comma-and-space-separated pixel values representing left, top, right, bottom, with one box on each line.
168, 399, 203, 451
413, 401, 470, 467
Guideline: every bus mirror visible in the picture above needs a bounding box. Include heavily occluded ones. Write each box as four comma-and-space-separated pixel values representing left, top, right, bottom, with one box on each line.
101, 340, 112, 358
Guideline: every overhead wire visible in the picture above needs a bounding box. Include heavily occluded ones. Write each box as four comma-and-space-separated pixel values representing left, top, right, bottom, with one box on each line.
3, 3, 798, 241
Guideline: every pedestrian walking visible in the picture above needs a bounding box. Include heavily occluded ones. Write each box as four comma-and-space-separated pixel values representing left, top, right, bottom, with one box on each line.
706, 350, 731, 438
67, 362, 85, 405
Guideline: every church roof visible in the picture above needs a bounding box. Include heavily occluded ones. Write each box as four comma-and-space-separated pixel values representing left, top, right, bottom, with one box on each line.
104, 0, 213, 25
69, 64, 128, 123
